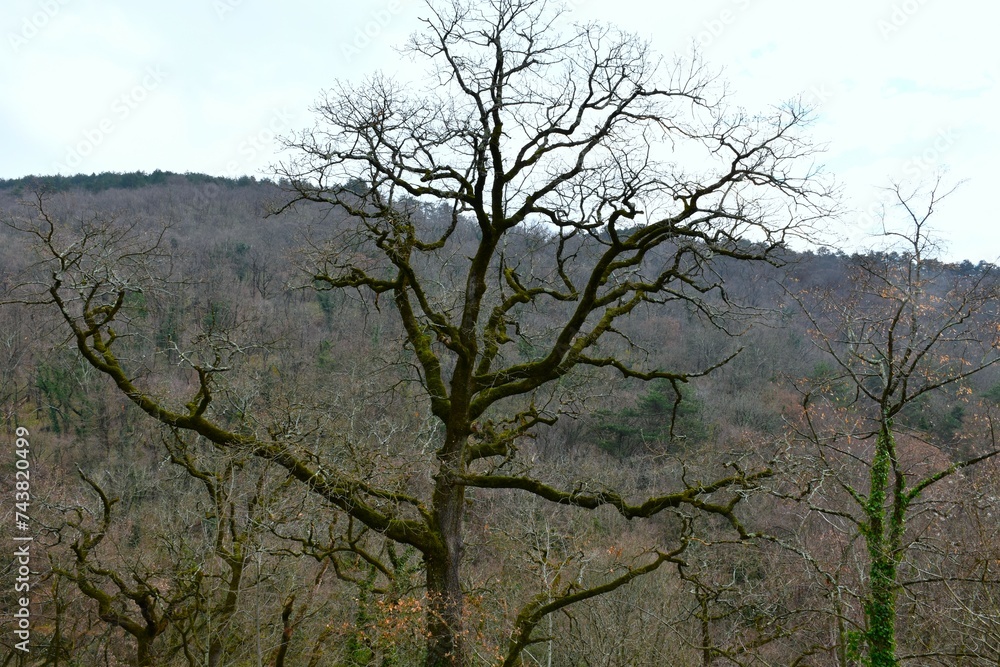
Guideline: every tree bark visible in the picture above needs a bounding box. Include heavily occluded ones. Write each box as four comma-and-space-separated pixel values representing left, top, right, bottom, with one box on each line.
137, 637, 154, 667
425, 431, 468, 667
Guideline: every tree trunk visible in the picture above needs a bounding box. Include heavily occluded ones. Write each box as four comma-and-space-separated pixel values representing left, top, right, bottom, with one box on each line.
209, 554, 246, 667
832, 584, 848, 667
863, 423, 900, 667
700, 592, 713, 667
425, 433, 468, 667
137, 637, 154, 667
865, 558, 898, 667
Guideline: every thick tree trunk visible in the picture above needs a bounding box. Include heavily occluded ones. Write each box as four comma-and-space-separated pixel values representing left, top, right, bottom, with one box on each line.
425, 555, 464, 666
137, 637, 154, 667
425, 430, 468, 667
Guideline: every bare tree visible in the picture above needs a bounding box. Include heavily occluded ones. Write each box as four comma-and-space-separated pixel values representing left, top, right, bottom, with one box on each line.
272, 1, 832, 663
791, 182, 1000, 667
51, 471, 194, 667
6, 1, 834, 665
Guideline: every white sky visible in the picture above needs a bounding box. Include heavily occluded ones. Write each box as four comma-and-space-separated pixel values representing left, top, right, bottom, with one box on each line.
1, 0, 998, 261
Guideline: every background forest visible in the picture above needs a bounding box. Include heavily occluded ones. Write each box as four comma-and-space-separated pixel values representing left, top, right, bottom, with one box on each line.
0, 172, 998, 666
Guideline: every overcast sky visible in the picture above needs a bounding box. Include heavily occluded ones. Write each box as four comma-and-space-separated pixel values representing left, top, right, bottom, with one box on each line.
2, 0, 997, 261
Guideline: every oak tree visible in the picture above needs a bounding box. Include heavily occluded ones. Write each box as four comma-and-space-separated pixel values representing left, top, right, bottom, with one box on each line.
7, 1, 834, 664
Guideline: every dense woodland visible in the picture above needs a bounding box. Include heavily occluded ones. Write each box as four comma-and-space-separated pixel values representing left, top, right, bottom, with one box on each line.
1, 173, 998, 666
3, 2, 1000, 666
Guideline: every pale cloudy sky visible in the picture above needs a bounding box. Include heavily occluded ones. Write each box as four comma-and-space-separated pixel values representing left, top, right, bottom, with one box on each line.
1, 0, 998, 261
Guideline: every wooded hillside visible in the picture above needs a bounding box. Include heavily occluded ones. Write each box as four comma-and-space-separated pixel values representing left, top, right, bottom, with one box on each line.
1, 172, 999, 666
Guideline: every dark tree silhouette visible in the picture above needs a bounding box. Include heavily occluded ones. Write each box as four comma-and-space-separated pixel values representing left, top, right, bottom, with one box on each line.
6, 1, 835, 664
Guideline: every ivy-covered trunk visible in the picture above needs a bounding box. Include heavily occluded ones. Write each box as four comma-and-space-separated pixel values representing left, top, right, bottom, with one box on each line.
861, 421, 903, 667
